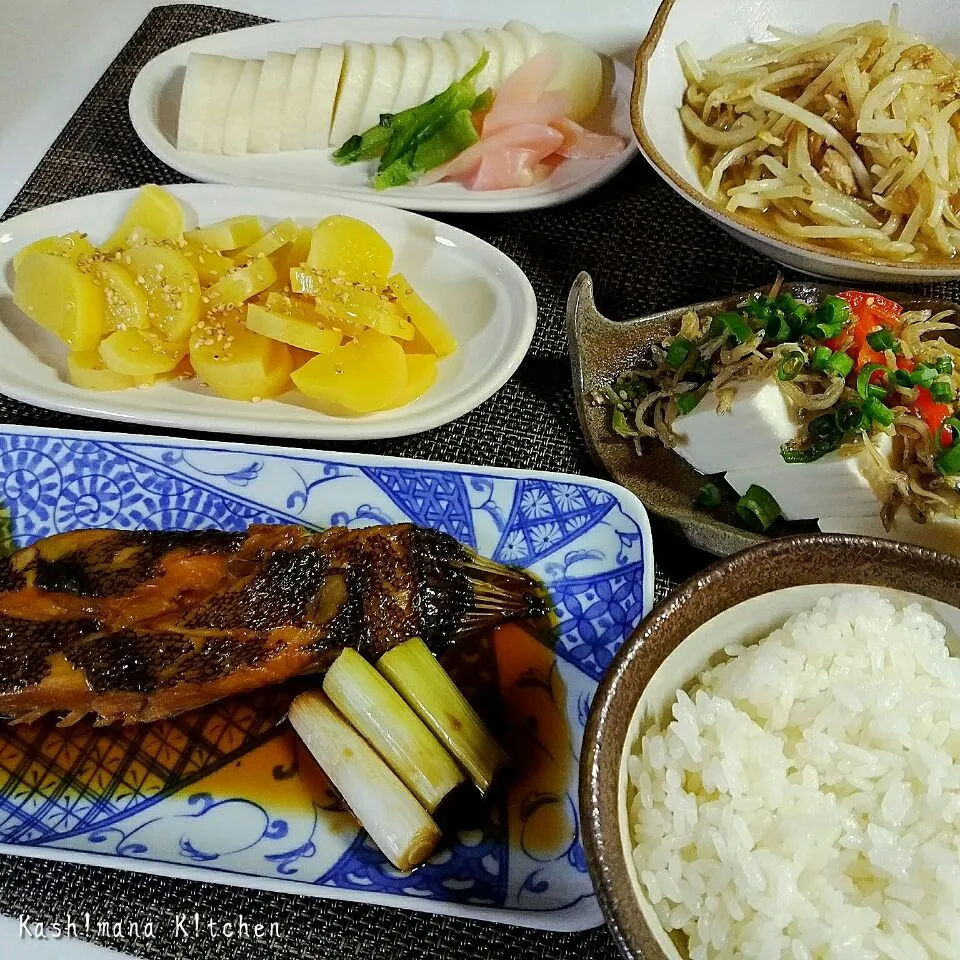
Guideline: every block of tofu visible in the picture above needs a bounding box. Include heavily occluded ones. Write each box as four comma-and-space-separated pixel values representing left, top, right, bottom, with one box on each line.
670, 380, 798, 476
818, 512, 960, 556
726, 434, 894, 521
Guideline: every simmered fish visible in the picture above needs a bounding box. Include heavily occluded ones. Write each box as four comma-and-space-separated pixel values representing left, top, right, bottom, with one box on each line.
0, 523, 544, 725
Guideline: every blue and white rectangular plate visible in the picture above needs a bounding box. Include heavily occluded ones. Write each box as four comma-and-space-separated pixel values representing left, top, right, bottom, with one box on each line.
0, 425, 653, 931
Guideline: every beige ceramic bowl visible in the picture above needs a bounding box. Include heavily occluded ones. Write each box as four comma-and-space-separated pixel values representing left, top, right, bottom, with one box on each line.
633, 0, 960, 284
580, 533, 960, 959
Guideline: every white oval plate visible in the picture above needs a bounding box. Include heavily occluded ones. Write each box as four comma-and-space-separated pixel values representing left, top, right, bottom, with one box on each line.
0, 184, 536, 440
128, 16, 638, 214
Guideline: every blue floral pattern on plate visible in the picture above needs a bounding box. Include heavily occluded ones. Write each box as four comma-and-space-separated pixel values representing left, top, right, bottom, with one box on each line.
0, 426, 654, 932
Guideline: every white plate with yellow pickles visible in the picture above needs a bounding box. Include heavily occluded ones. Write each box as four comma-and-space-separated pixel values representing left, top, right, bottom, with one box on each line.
0, 183, 536, 440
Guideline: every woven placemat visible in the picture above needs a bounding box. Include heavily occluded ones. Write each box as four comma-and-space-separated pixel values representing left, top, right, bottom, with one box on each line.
0, 3, 876, 956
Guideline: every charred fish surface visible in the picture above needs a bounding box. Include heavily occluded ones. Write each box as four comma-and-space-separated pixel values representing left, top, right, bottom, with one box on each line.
0, 523, 545, 725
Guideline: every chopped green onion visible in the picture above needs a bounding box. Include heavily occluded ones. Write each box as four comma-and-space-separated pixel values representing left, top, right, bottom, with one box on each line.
911, 364, 938, 388
931, 379, 954, 403
856, 363, 887, 399
893, 369, 914, 388
935, 356, 954, 375
825, 351, 854, 378
613, 373, 649, 402
611, 408, 636, 438
811, 345, 834, 372
808, 413, 841, 441
935, 418, 960, 474
715, 311, 753, 344
740, 294, 772, 320
835, 402, 866, 433
936, 417, 960, 452
765, 312, 792, 342
735, 484, 783, 532
664, 336, 695, 369
781, 440, 839, 463
806, 296, 849, 339
777, 351, 806, 381
864, 397, 893, 427
675, 391, 701, 414
695, 482, 722, 509
866, 328, 895, 351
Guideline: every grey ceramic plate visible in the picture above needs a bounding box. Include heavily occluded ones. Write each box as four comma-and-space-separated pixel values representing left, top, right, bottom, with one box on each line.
566, 272, 960, 557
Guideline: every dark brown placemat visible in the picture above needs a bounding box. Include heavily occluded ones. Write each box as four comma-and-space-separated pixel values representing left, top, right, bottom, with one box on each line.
0, 3, 896, 956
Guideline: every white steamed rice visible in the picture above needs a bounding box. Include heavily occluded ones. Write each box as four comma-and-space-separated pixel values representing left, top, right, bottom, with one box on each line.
626, 591, 960, 960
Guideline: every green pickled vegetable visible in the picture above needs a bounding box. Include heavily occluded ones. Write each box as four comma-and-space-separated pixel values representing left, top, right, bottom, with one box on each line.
334, 51, 490, 190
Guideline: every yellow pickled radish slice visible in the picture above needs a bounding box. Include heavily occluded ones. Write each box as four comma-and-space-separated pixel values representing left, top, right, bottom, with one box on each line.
13, 253, 104, 350
291, 329, 408, 413
270, 227, 312, 292
184, 215, 263, 251
99, 329, 186, 377
181, 240, 234, 285
246, 302, 342, 354
268, 291, 366, 338
101, 185, 185, 252
204, 257, 277, 311
290, 267, 413, 339
190, 312, 293, 401
306, 215, 393, 283
67, 352, 135, 391
92, 261, 150, 332
234, 218, 299, 263
121, 245, 200, 341
394, 353, 438, 405
13, 232, 96, 272
388, 274, 457, 356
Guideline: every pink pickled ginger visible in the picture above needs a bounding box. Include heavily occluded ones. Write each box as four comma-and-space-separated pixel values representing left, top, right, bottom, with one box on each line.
425, 51, 626, 191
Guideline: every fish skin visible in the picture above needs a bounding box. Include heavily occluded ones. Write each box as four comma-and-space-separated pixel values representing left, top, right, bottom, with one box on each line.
0, 523, 544, 725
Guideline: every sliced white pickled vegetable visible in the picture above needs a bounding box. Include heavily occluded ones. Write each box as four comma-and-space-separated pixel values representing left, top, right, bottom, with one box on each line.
303, 45, 345, 149
463, 29, 501, 93
393, 37, 433, 113
485, 28, 525, 83
443, 30, 482, 81
504, 20, 546, 60
202, 56, 244, 154
422, 37, 457, 100
222, 59, 263, 156
543, 32, 604, 121
329, 42, 376, 147
248, 51, 296, 153
357, 43, 403, 133
280, 48, 321, 151
177, 53, 222, 152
